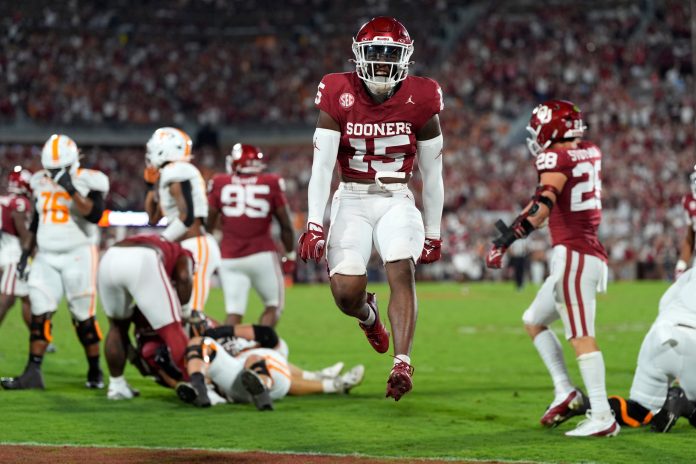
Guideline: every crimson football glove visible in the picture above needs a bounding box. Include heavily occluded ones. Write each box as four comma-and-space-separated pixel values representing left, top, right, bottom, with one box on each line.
420, 238, 442, 264
486, 245, 507, 269
298, 222, 326, 263
281, 252, 296, 275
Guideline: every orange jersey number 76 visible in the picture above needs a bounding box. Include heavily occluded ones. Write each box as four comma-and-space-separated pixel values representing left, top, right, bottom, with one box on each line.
40, 191, 71, 224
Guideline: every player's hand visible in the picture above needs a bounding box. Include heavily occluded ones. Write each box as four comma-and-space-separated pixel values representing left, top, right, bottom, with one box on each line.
17, 250, 30, 280
298, 222, 326, 263
281, 252, 296, 275
50, 167, 76, 196
144, 166, 160, 188
420, 238, 442, 264
486, 245, 507, 269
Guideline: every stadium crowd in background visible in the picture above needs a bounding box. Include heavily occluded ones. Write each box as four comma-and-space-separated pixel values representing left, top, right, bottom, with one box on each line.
0, 0, 693, 284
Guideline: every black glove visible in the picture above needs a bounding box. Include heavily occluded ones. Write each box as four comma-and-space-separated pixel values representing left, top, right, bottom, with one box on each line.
17, 250, 30, 280
50, 168, 76, 196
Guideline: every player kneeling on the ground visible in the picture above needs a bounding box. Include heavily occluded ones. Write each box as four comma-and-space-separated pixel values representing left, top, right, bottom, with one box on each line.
608, 268, 696, 432
99, 234, 194, 400
487, 101, 618, 437
2, 135, 108, 391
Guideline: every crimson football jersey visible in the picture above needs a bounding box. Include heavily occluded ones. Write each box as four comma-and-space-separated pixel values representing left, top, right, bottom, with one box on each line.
208, 172, 288, 259
682, 194, 696, 232
118, 234, 192, 277
535, 141, 607, 261
0, 194, 30, 236
315, 72, 443, 181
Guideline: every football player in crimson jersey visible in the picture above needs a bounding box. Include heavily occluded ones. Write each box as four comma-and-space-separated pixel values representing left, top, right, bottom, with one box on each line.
486, 100, 619, 437
207, 143, 296, 328
99, 234, 194, 400
674, 167, 696, 279
298, 16, 445, 401
0, 167, 33, 328
1, 135, 109, 391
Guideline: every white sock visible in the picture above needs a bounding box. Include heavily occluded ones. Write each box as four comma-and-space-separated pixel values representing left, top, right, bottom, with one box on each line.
109, 375, 126, 387
577, 351, 611, 419
322, 378, 338, 393
393, 354, 410, 366
359, 301, 375, 326
533, 330, 574, 398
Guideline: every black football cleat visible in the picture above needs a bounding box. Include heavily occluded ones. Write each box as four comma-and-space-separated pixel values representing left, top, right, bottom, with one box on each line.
176, 381, 211, 408
1, 367, 45, 390
86, 368, 104, 389
651, 386, 696, 433
241, 369, 274, 411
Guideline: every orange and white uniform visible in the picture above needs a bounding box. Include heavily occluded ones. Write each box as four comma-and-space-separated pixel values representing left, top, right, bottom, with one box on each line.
28, 169, 108, 321
158, 161, 220, 314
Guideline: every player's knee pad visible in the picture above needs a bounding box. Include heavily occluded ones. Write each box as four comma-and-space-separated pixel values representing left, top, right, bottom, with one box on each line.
608, 396, 652, 428
74, 317, 103, 347
29, 313, 54, 343
185, 338, 217, 363
329, 250, 366, 277
252, 325, 279, 348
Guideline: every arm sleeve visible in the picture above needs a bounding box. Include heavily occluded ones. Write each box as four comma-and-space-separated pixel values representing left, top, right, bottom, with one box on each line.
84, 191, 105, 224
417, 134, 444, 239
306, 128, 340, 225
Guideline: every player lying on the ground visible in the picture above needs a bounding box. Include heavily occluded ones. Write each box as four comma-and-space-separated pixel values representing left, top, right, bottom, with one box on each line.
2, 135, 109, 391
176, 327, 365, 409
100, 233, 195, 400
608, 268, 696, 432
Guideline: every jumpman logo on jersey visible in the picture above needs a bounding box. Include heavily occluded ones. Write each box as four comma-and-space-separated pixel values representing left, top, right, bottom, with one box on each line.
406, 95, 415, 105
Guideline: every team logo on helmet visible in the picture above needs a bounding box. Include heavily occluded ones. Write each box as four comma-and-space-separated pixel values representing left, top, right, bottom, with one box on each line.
339, 93, 355, 109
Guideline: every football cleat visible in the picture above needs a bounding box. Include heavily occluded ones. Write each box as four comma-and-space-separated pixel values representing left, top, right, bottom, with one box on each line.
107, 381, 140, 400
333, 364, 365, 394
565, 411, 620, 437
1, 367, 45, 390
540, 388, 589, 428
86, 368, 104, 389
386, 360, 414, 402
318, 361, 345, 379
358, 293, 389, 354
650, 386, 696, 433
241, 369, 274, 411
176, 379, 211, 408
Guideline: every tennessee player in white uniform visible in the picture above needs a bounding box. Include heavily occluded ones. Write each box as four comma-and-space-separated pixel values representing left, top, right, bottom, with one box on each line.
144, 127, 221, 318
1, 134, 108, 391
0, 166, 33, 328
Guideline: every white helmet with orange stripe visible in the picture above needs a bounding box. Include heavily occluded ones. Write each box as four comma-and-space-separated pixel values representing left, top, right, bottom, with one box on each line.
146, 127, 193, 169
41, 134, 80, 172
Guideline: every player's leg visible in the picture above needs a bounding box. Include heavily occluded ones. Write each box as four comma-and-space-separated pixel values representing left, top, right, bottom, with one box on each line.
181, 234, 221, 315
523, 249, 585, 426
218, 257, 252, 326
0, 264, 19, 326
175, 336, 215, 407
326, 188, 388, 351
373, 190, 424, 401
288, 363, 364, 395
1, 253, 63, 390
62, 245, 104, 389
248, 252, 284, 327
557, 251, 618, 437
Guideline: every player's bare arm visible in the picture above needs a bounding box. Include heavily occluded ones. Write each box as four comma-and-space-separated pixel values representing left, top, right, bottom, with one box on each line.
162, 181, 202, 241
416, 114, 441, 141
274, 204, 295, 256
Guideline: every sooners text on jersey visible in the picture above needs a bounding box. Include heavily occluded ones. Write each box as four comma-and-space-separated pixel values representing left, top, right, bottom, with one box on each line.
535, 141, 607, 261
682, 194, 696, 231
208, 173, 288, 258
315, 72, 443, 181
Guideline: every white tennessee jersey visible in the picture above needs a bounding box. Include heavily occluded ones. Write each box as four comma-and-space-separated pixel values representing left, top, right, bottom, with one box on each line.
657, 268, 696, 328
158, 161, 208, 223
31, 169, 110, 253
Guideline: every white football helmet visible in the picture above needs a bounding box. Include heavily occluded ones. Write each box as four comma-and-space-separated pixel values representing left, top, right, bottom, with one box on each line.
41, 134, 80, 172
146, 127, 193, 168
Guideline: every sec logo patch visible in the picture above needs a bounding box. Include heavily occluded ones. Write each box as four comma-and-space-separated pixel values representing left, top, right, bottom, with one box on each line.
339, 93, 355, 110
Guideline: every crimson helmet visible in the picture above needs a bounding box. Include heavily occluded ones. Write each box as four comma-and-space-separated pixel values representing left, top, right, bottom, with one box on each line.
8, 166, 32, 195
226, 143, 266, 174
690, 165, 696, 196
526, 99, 586, 156
352, 17, 414, 96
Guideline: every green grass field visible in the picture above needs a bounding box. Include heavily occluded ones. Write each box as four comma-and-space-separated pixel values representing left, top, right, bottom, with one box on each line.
0, 281, 694, 463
